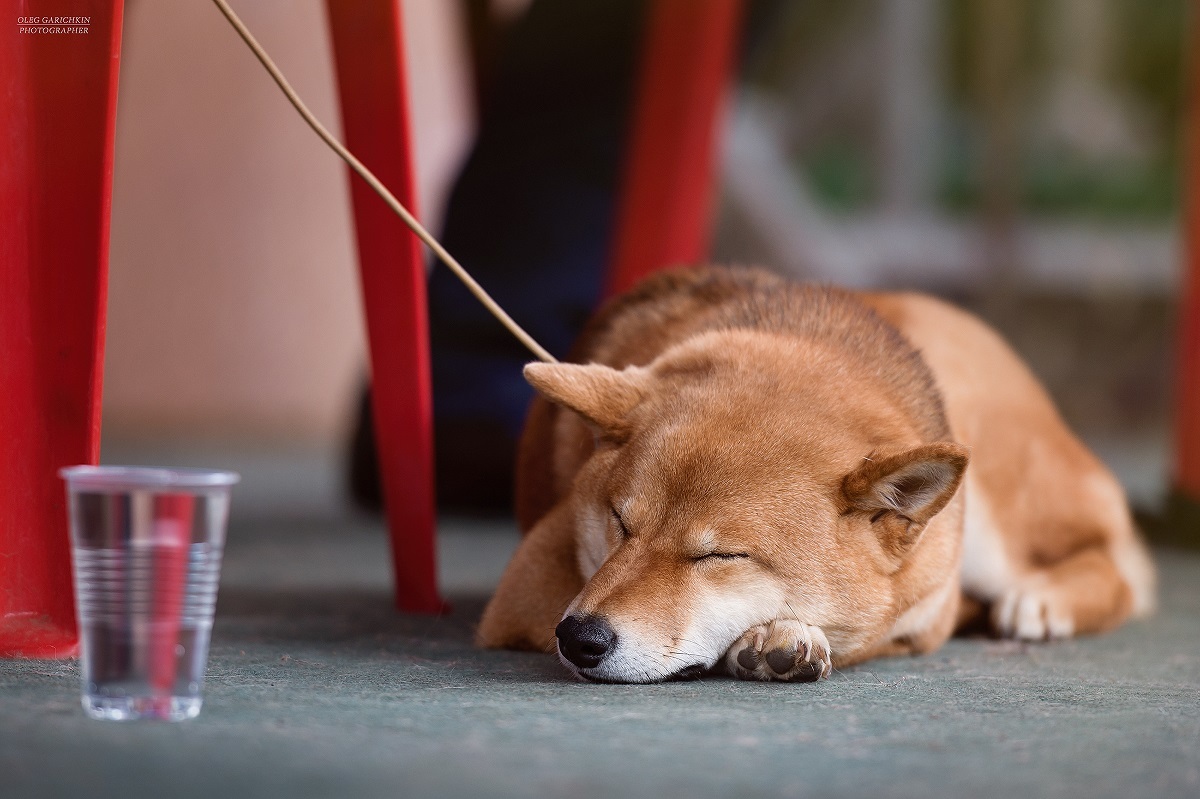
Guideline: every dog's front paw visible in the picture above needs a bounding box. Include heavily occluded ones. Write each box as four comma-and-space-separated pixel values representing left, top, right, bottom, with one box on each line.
725, 620, 832, 682
992, 582, 1074, 641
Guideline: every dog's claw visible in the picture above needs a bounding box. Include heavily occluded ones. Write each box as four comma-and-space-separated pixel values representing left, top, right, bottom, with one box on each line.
792, 661, 823, 682
726, 619, 832, 682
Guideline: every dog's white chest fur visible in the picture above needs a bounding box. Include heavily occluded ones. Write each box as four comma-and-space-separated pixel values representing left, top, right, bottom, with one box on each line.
958, 477, 1014, 600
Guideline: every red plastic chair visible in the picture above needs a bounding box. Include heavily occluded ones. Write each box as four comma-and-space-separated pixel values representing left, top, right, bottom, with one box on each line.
326, 1, 442, 615
0, 2, 124, 657
0, 0, 743, 657
1174, 9, 1200, 524
606, 0, 743, 298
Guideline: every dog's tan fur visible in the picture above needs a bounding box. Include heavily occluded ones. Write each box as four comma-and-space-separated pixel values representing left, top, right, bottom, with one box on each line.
477, 266, 1155, 683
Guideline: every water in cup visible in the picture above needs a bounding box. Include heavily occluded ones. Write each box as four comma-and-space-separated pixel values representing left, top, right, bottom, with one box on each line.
61, 466, 238, 721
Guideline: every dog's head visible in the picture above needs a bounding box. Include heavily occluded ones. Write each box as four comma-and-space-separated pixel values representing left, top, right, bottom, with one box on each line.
526, 329, 967, 683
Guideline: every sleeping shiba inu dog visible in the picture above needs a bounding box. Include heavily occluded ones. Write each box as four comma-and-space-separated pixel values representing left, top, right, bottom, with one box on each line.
477, 266, 1156, 683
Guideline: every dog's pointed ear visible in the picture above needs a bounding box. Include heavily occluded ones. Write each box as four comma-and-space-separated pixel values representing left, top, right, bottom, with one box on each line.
524, 362, 648, 439
841, 442, 969, 558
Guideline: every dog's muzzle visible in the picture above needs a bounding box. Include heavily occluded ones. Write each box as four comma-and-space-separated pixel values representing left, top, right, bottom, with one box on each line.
556, 614, 710, 682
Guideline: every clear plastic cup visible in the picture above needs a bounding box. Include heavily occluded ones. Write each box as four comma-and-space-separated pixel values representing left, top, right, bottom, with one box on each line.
60, 466, 239, 721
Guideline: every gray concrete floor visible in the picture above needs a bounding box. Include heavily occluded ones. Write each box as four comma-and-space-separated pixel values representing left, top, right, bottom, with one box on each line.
3, 505, 1199, 799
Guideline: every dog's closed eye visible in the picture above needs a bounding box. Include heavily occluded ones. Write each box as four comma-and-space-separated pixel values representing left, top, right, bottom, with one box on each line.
694, 552, 750, 562
611, 508, 632, 539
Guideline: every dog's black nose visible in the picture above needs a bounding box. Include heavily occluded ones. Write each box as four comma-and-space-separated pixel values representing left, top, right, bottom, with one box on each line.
555, 614, 616, 669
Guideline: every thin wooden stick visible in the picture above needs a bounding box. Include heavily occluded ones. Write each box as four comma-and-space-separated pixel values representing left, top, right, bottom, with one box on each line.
210, 0, 558, 364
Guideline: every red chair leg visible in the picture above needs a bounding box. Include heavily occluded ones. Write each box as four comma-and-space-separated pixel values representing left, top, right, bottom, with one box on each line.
0, 4, 125, 658
1175, 12, 1200, 509
326, 1, 444, 613
604, 0, 744, 298
1179, 239, 1200, 502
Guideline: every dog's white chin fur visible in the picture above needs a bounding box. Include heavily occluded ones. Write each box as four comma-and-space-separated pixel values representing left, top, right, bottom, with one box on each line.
556, 638, 715, 681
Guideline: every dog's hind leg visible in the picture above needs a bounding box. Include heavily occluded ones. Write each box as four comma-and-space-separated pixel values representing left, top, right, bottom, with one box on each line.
990, 545, 1137, 640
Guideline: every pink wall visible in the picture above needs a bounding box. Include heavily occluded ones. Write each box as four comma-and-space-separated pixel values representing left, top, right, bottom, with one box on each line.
104, 0, 473, 446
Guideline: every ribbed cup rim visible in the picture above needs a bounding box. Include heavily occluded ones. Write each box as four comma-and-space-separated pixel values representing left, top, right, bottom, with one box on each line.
60, 465, 241, 491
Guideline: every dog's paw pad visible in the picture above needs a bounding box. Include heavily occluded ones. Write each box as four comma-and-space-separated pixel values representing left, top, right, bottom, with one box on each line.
992, 583, 1074, 641
726, 620, 831, 682
736, 646, 760, 672
765, 647, 802, 675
